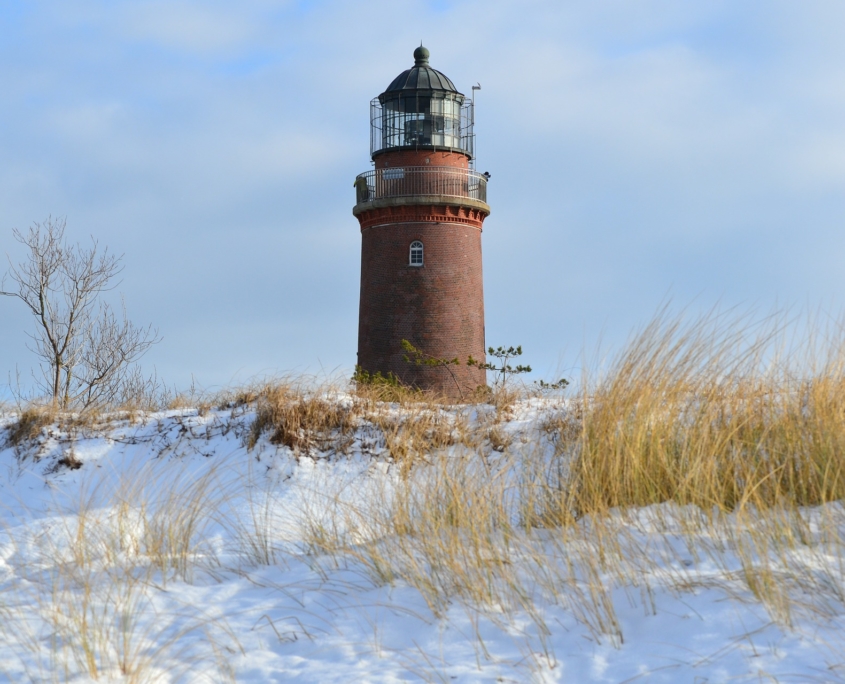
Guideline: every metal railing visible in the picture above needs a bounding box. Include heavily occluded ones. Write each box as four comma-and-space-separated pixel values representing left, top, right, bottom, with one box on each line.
354, 166, 487, 205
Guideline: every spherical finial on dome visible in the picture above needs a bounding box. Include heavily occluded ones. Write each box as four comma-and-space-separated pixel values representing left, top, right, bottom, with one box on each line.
414, 44, 430, 66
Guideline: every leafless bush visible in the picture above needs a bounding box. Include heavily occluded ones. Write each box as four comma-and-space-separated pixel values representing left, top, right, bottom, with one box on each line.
1, 217, 160, 410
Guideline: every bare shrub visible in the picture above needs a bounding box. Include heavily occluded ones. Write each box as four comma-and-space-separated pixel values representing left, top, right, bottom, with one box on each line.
0, 217, 160, 410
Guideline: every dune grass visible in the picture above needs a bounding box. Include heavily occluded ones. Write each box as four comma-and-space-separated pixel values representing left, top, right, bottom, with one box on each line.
271, 308, 845, 649
2, 307, 845, 679
562, 307, 845, 516
0, 460, 242, 682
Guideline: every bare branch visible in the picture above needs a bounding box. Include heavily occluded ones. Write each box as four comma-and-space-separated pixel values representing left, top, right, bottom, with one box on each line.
1, 217, 158, 409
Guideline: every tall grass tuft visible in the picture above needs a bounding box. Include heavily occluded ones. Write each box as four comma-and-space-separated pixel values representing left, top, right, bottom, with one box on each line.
553, 308, 845, 517
246, 381, 356, 454
4, 405, 56, 449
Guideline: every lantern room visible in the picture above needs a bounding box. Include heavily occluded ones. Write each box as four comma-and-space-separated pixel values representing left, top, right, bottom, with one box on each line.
369, 46, 475, 160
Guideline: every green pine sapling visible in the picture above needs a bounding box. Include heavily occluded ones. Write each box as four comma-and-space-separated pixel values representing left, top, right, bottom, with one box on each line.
468, 345, 532, 390
401, 339, 464, 399
534, 378, 570, 392
352, 366, 402, 387
402, 340, 570, 398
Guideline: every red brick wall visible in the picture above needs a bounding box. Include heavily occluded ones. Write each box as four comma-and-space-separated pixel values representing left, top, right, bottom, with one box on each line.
373, 149, 470, 169
357, 218, 487, 398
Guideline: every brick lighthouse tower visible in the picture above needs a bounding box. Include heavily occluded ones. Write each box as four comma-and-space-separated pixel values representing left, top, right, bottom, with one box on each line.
353, 46, 490, 398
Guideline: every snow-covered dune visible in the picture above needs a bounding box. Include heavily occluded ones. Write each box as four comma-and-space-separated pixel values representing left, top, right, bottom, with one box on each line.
1, 399, 843, 683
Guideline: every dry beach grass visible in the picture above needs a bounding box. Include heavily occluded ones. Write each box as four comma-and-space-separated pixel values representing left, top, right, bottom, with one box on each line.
2, 308, 845, 680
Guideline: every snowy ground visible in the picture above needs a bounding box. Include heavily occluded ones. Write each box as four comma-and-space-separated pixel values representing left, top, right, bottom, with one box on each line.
1, 400, 844, 683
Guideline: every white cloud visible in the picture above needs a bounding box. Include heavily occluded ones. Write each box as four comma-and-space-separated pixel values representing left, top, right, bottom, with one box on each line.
118, 1, 263, 54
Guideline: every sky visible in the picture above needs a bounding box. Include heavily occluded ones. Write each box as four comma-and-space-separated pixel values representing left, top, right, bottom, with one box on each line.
2, 0, 845, 396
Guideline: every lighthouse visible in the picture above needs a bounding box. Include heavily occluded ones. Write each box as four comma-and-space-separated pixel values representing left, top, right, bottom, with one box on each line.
353, 46, 490, 398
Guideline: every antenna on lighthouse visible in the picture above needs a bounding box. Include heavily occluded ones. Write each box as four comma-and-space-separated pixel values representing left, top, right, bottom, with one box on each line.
471, 84, 481, 163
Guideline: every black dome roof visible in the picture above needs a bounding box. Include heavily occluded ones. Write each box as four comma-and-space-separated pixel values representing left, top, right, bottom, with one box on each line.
383, 46, 459, 94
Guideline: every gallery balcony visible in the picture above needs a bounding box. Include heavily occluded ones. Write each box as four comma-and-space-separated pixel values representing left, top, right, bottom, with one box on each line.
353, 166, 489, 215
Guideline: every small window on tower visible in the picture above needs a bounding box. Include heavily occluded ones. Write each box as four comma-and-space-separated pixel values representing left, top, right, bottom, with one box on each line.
410, 241, 424, 266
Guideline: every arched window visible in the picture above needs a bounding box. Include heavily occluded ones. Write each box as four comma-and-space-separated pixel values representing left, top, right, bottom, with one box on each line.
409, 240, 424, 266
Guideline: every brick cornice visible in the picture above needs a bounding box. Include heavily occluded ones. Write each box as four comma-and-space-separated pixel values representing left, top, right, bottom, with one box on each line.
353, 194, 490, 218
356, 202, 487, 232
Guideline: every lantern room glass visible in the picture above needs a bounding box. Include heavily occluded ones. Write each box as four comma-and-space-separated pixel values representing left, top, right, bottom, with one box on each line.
371, 92, 474, 159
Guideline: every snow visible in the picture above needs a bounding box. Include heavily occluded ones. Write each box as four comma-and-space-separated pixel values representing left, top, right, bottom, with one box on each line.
0, 401, 844, 683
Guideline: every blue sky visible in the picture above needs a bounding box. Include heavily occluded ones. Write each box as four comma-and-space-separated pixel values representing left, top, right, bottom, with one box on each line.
2, 1, 845, 395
